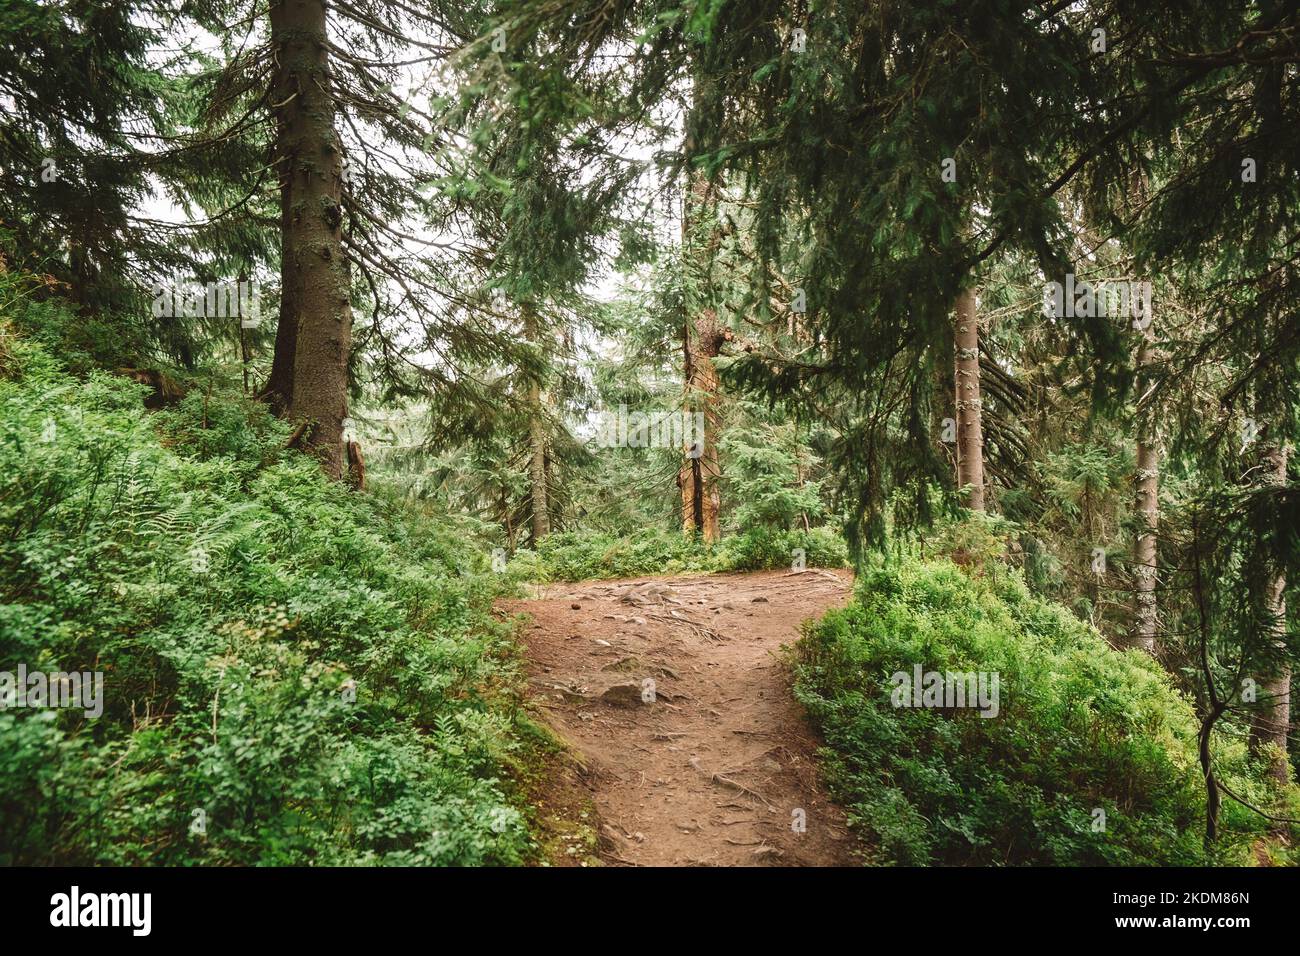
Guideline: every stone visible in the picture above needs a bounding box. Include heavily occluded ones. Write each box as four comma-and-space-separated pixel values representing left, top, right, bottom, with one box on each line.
601, 682, 647, 707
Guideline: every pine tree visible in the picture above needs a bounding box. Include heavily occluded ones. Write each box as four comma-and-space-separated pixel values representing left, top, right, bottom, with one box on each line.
262, 0, 352, 475
0, 2, 192, 325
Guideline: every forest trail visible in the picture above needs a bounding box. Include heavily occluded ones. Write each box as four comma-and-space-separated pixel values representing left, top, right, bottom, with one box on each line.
501, 569, 861, 866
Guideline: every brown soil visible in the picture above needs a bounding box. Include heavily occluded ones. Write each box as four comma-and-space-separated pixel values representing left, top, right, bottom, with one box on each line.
500, 568, 861, 867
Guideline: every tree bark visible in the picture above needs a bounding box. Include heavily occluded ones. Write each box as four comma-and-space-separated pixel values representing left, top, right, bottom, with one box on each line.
1199, 703, 1225, 846
527, 378, 550, 543
524, 306, 550, 543
345, 439, 365, 490
679, 99, 724, 543
953, 287, 985, 511
1250, 443, 1290, 783
680, 312, 722, 542
270, 0, 352, 478
1125, 322, 1160, 653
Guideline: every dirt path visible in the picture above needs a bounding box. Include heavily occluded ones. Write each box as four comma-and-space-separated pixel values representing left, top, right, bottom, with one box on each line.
501, 569, 860, 866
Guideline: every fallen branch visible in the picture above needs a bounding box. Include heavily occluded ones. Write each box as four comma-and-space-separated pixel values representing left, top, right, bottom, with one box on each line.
283, 419, 311, 450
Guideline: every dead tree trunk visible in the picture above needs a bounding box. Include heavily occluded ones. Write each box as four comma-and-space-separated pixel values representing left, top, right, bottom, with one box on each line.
271, 0, 352, 478
953, 287, 985, 511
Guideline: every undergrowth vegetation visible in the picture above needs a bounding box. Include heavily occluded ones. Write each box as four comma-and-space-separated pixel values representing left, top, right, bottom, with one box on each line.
510, 526, 847, 582
0, 313, 533, 865
792, 552, 1300, 866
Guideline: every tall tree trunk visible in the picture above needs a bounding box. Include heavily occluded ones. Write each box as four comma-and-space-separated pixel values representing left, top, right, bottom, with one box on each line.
1251, 67, 1290, 781
1250, 443, 1291, 783
524, 306, 550, 543
1126, 321, 1160, 653
270, 0, 352, 478
527, 391, 549, 542
679, 97, 723, 543
262, 33, 300, 417
953, 287, 985, 511
680, 312, 722, 542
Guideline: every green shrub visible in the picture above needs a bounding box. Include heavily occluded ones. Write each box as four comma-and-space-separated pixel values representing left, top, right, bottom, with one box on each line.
523, 528, 707, 581
792, 554, 1289, 865
0, 315, 531, 865
713, 526, 848, 572
517, 525, 848, 582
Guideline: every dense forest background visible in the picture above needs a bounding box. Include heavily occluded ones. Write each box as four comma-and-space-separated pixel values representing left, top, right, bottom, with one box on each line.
2, 0, 1299, 866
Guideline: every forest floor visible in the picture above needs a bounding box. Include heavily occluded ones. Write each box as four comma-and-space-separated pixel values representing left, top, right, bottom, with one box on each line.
499, 568, 863, 866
